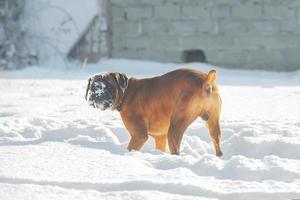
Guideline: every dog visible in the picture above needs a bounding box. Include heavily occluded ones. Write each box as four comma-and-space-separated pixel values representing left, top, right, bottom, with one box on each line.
85, 68, 223, 157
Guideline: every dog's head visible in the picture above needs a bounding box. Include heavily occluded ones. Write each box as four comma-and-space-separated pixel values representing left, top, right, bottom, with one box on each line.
85, 72, 128, 111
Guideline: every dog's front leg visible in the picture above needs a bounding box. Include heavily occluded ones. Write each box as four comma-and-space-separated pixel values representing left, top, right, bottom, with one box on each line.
128, 134, 149, 151
154, 135, 167, 152
123, 116, 148, 152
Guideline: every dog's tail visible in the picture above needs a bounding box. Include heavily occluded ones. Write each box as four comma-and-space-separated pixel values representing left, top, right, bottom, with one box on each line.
207, 70, 217, 83
200, 70, 218, 121
203, 69, 217, 95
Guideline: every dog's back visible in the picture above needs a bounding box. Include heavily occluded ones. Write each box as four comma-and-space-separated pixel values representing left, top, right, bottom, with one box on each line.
121, 68, 220, 138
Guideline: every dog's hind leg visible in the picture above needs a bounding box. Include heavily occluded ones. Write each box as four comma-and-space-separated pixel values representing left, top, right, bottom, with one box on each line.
168, 118, 190, 155
154, 135, 167, 152
206, 116, 223, 157
167, 94, 199, 155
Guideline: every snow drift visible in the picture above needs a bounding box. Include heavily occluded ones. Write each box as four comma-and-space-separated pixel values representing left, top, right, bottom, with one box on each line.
0, 59, 299, 200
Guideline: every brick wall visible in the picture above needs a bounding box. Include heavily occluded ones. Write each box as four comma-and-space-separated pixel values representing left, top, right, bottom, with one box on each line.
110, 0, 300, 70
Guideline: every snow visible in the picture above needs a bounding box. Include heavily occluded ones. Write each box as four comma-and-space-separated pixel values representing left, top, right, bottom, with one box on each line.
0, 59, 300, 200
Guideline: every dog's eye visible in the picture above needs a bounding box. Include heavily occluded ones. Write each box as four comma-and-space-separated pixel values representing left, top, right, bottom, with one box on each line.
91, 82, 101, 91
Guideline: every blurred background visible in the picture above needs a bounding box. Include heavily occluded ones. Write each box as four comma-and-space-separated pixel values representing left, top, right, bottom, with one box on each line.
1, 0, 300, 71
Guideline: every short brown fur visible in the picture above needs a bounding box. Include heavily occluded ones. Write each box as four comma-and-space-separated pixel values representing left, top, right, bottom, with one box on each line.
119, 68, 223, 156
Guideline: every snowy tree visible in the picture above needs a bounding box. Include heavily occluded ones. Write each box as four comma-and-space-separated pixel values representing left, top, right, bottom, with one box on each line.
0, 0, 108, 69
0, 0, 37, 70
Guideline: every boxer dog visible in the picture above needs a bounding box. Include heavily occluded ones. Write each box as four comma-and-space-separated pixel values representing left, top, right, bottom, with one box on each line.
85, 68, 223, 157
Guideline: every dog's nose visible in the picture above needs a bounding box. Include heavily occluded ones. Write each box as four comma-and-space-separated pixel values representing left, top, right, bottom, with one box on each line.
88, 100, 97, 108
87, 93, 95, 106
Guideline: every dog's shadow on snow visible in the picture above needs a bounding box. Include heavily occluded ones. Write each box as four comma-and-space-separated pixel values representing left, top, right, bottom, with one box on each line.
68, 140, 128, 155
0, 136, 129, 155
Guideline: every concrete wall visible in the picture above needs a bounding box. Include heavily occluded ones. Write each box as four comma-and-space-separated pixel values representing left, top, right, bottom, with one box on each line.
110, 0, 300, 71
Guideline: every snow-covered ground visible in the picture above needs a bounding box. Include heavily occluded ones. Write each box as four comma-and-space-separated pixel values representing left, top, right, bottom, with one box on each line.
0, 59, 300, 200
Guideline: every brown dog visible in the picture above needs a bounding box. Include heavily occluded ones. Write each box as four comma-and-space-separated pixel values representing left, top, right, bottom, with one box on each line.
85, 68, 223, 157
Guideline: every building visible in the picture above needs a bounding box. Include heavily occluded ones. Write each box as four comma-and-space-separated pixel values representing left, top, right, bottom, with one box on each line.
71, 0, 300, 71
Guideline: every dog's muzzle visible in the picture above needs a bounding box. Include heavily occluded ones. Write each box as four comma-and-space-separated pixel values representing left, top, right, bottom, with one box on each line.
86, 91, 104, 109
85, 78, 106, 110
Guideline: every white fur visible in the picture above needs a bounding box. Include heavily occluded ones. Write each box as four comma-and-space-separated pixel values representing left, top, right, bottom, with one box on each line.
94, 82, 106, 96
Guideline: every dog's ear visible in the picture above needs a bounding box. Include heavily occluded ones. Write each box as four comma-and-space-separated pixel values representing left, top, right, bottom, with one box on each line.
110, 72, 129, 92
85, 78, 92, 100
207, 69, 217, 83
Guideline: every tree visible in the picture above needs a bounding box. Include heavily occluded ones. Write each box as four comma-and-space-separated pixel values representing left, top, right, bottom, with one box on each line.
0, 0, 37, 70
